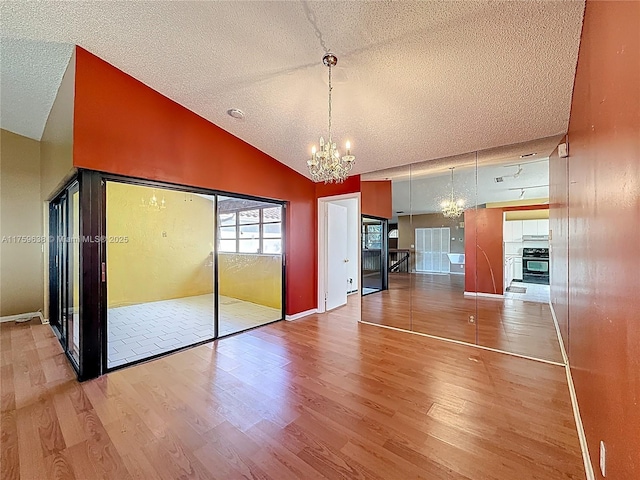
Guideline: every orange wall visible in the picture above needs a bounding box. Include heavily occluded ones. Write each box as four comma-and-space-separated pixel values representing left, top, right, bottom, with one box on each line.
361, 180, 392, 219
72, 47, 317, 315
464, 208, 504, 295
550, 1, 640, 478
315, 175, 361, 199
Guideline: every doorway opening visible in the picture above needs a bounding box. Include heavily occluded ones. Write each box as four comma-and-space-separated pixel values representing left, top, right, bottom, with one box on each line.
362, 215, 389, 295
317, 193, 361, 313
104, 180, 285, 369
47, 170, 287, 378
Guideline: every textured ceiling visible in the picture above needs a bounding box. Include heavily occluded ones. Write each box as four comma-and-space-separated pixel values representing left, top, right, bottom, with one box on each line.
0, 1, 584, 177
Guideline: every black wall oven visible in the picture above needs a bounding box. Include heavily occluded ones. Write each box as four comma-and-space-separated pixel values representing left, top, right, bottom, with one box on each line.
522, 248, 549, 285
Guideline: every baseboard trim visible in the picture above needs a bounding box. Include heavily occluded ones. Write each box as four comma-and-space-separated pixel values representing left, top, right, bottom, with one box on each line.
360, 320, 565, 367
463, 291, 504, 299
0, 311, 46, 324
285, 309, 317, 321
549, 302, 595, 480
548, 301, 569, 365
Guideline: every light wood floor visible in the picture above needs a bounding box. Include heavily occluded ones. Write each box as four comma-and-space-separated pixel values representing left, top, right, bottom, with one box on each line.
362, 273, 564, 363
1, 300, 584, 480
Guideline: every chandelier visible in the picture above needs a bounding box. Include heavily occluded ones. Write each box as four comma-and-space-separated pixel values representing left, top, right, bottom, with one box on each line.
139, 189, 166, 211
441, 167, 465, 218
307, 53, 355, 183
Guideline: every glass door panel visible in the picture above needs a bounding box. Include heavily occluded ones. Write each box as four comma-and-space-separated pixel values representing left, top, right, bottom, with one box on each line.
105, 182, 216, 368
216, 196, 284, 336
49, 181, 80, 368
68, 184, 80, 363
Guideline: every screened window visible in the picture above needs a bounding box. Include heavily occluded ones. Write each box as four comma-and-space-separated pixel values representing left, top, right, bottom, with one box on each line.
218, 205, 282, 254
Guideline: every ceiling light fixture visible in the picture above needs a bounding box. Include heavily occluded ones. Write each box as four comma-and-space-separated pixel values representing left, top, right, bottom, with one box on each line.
441, 167, 465, 218
307, 53, 355, 183
519, 152, 537, 158
508, 184, 549, 200
227, 108, 245, 120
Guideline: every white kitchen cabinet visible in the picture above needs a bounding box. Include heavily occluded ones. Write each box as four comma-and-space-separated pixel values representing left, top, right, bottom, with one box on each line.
512, 221, 523, 241
503, 221, 511, 240
504, 257, 514, 288
522, 220, 538, 236
504, 220, 523, 242
537, 219, 549, 235
514, 258, 523, 280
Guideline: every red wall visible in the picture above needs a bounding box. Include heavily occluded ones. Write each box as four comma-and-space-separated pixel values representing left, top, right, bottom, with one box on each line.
549, 1, 640, 477
361, 180, 393, 219
464, 208, 504, 295
314, 175, 361, 199
72, 47, 317, 315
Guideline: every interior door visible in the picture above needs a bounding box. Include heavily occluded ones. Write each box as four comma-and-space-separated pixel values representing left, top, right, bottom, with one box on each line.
326, 203, 348, 310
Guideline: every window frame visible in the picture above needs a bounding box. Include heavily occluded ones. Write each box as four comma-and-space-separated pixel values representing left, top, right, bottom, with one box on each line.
218, 205, 282, 254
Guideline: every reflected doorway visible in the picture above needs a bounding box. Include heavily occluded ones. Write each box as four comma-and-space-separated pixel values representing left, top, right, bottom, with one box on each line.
361, 216, 388, 295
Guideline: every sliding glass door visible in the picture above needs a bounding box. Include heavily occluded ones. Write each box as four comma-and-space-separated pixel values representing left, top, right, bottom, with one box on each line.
105, 182, 217, 368
217, 196, 284, 336
49, 181, 80, 367
103, 179, 285, 370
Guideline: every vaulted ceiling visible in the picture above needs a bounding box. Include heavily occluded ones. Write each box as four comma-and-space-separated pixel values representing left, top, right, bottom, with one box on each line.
0, 1, 584, 178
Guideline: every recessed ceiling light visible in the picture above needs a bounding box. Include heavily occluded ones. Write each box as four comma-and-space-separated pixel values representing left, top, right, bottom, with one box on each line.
519, 152, 537, 158
227, 108, 245, 120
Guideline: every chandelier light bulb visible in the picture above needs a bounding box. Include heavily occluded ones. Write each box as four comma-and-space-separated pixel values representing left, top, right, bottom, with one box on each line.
312, 145, 317, 155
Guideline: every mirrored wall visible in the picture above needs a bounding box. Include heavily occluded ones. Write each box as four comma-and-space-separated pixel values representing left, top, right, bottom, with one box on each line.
361, 138, 563, 363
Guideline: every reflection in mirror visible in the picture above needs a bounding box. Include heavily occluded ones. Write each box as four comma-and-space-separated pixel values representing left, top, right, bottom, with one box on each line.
360, 164, 411, 330
361, 137, 565, 364
409, 154, 478, 344
361, 216, 388, 295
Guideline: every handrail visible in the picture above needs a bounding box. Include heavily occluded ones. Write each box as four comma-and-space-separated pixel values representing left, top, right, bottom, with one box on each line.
389, 252, 410, 272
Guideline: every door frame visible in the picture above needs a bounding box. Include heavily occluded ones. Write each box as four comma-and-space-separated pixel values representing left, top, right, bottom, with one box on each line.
97, 172, 287, 374
361, 214, 389, 294
317, 192, 361, 314
47, 176, 81, 374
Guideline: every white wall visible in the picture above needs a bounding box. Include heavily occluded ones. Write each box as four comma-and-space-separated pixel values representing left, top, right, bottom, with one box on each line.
331, 198, 359, 293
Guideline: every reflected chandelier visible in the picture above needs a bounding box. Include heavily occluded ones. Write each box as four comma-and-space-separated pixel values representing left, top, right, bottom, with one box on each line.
307, 53, 355, 183
441, 167, 465, 218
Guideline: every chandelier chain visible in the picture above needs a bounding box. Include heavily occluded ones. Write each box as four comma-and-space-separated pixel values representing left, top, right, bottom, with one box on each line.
302, 1, 330, 53
328, 63, 332, 139
306, 52, 355, 184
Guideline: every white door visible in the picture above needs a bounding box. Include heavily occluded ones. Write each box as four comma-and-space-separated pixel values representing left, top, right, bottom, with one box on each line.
415, 227, 451, 273
326, 203, 348, 310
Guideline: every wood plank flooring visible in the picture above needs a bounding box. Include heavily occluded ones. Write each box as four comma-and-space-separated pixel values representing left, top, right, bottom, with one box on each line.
1, 300, 584, 479
362, 273, 564, 363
